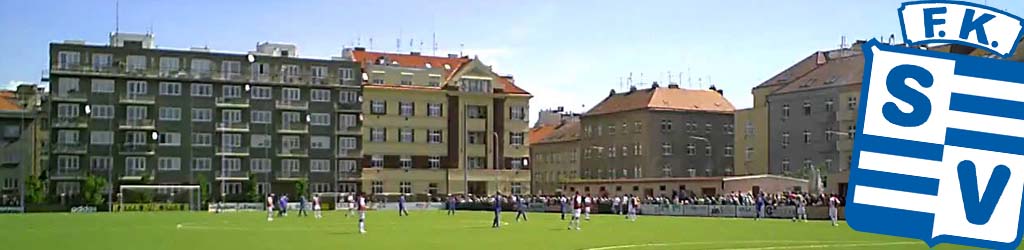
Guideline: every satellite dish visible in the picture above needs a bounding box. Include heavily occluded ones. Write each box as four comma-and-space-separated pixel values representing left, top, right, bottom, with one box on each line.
247, 54, 255, 63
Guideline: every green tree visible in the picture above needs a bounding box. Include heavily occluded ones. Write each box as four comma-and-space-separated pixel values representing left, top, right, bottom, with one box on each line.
24, 175, 47, 204
82, 174, 108, 207
295, 178, 308, 198
245, 174, 260, 202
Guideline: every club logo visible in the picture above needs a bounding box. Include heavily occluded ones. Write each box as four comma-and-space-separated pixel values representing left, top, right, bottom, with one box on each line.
846, 1, 1024, 249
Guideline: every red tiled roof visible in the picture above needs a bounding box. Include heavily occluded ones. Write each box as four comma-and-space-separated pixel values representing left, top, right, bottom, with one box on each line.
770, 54, 864, 95
0, 91, 21, 111
585, 87, 734, 116
528, 125, 559, 145
498, 76, 530, 95
533, 120, 580, 145
350, 50, 530, 95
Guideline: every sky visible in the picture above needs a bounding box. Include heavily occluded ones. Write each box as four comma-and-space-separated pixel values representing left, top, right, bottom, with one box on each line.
3, 0, 1023, 121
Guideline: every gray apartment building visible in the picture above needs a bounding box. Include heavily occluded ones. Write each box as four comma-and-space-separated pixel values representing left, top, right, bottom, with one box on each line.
47, 33, 362, 202
579, 83, 735, 181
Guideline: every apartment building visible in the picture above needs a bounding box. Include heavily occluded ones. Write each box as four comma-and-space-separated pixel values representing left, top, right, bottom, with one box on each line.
529, 119, 580, 195
579, 83, 735, 181
0, 87, 37, 207
47, 33, 362, 202
346, 48, 531, 196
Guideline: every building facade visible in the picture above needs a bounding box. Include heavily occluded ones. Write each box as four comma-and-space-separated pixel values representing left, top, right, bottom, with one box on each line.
528, 120, 580, 195
347, 48, 532, 196
0, 87, 38, 207
579, 83, 735, 181
47, 33, 363, 202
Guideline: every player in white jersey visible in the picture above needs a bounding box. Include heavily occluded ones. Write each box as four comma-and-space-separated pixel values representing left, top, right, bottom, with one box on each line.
357, 193, 368, 234
828, 195, 840, 227
347, 194, 356, 217
567, 192, 582, 230
312, 193, 323, 219
266, 193, 275, 222
583, 194, 592, 221
612, 196, 621, 215
793, 196, 807, 222
627, 195, 638, 221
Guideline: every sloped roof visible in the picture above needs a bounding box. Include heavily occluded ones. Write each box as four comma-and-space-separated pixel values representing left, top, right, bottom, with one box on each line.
350, 50, 530, 95
770, 54, 864, 95
585, 86, 735, 116
534, 120, 580, 145
528, 125, 559, 145
755, 52, 823, 89
0, 91, 21, 111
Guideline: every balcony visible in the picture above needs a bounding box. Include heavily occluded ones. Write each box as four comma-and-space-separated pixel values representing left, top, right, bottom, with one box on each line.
119, 119, 156, 130
52, 144, 87, 155
275, 100, 308, 110
119, 94, 156, 105
334, 102, 362, 112
51, 168, 85, 180
278, 123, 309, 134
336, 149, 360, 158
216, 122, 250, 132
121, 144, 156, 155
216, 170, 248, 181
215, 97, 250, 108
215, 146, 250, 157
51, 92, 89, 103
121, 167, 150, 181
53, 117, 89, 128
214, 72, 245, 82
278, 148, 309, 158
336, 125, 360, 135
336, 172, 361, 181
276, 171, 305, 181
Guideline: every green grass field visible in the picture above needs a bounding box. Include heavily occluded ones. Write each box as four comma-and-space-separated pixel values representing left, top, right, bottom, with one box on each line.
0, 210, 981, 249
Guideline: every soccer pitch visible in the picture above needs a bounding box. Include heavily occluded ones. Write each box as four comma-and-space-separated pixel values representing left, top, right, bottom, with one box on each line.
1, 210, 973, 249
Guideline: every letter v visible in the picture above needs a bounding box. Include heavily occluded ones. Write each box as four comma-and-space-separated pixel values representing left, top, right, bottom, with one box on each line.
958, 160, 1011, 225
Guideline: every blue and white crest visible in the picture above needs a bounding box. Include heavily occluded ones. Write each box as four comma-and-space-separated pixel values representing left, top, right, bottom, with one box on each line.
898, 0, 1024, 57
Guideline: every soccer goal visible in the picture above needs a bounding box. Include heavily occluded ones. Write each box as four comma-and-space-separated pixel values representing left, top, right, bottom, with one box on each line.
116, 185, 202, 212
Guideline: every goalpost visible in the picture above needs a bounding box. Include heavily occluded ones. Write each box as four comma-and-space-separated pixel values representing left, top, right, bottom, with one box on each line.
117, 185, 202, 212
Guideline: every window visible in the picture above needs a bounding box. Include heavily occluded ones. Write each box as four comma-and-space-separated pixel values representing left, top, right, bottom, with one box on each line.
825, 99, 834, 112
803, 101, 811, 115
724, 145, 734, 157
634, 121, 643, 132
192, 158, 212, 171
223, 183, 242, 195
371, 72, 384, 84
339, 68, 354, 81
686, 143, 696, 156
91, 79, 114, 93
510, 106, 526, 121
803, 130, 811, 144
58, 155, 79, 170
510, 132, 524, 145
190, 59, 212, 76
370, 155, 384, 168
91, 105, 114, 119
338, 137, 357, 150
251, 134, 271, 148
427, 130, 442, 144
251, 63, 269, 80
92, 53, 112, 71
339, 91, 359, 103
428, 75, 441, 86
192, 108, 212, 122
370, 128, 386, 142
193, 133, 212, 147
159, 57, 180, 74
724, 124, 734, 135
56, 182, 81, 196
221, 61, 241, 79
57, 103, 79, 118
782, 132, 790, 148
371, 100, 386, 114
400, 156, 412, 169
705, 145, 712, 156
338, 114, 357, 128
159, 107, 181, 121
282, 135, 301, 149
705, 123, 712, 134
311, 89, 331, 102
251, 86, 272, 99
746, 122, 755, 137
467, 132, 485, 144
251, 111, 272, 124
126, 55, 147, 72
782, 104, 790, 119
57, 130, 79, 144
282, 88, 300, 101
126, 156, 146, 171
282, 159, 300, 173
660, 120, 672, 132
608, 125, 615, 135
311, 136, 331, 149
782, 159, 791, 172
311, 159, 330, 172
91, 157, 112, 171
372, 181, 384, 193
282, 65, 300, 82
310, 113, 330, 126
399, 128, 414, 143
803, 159, 813, 169
511, 183, 523, 195
338, 160, 357, 173
745, 147, 754, 160
57, 77, 80, 97
466, 105, 487, 118
510, 158, 524, 169
468, 157, 486, 169
400, 73, 413, 85
849, 125, 856, 139
399, 102, 414, 116
825, 159, 834, 170
222, 133, 242, 148
662, 143, 673, 156
427, 103, 443, 117
124, 132, 146, 145
848, 97, 858, 110
158, 132, 181, 146
459, 78, 491, 93
158, 157, 181, 171
58, 51, 80, 69
191, 83, 212, 97
251, 159, 271, 173
222, 85, 242, 98
90, 131, 113, 145
160, 82, 182, 96
428, 156, 441, 169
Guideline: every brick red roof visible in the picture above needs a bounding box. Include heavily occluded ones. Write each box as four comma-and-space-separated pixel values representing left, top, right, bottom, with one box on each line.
533, 120, 580, 145
528, 124, 559, 145
770, 54, 864, 95
350, 50, 529, 95
0, 91, 21, 111
585, 86, 734, 116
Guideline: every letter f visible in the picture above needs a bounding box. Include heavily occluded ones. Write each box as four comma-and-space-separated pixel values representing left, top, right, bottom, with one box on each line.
924, 7, 947, 38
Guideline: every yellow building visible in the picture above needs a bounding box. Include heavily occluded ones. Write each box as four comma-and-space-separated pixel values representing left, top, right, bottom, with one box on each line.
347, 49, 532, 196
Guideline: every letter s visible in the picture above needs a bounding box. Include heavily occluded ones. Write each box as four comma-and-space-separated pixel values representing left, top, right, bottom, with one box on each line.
883, 64, 933, 127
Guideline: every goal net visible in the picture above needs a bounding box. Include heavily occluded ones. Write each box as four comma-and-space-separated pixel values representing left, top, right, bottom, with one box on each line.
116, 185, 202, 212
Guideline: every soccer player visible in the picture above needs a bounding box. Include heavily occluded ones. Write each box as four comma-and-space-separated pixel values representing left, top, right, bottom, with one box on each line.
266, 193, 275, 222
612, 196, 621, 215
278, 194, 288, 217
447, 194, 457, 215
299, 195, 309, 217
357, 192, 368, 234
347, 194, 356, 218
492, 192, 503, 228
515, 195, 528, 222
623, 194, 631, 219
398, 195, 409, 217
559, 195, 568, 220
829, 195, 840, 227
567, 192, 582, 230
583, 194, 592, 221
754, 194, 765, 221
794, 197, 807, 222
313, 193, 323, 219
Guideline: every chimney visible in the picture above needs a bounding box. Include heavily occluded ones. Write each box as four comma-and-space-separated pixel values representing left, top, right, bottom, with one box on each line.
410, 51, 421, 56
651, 81, 660, 89
447, 53, 459, 58
667, 83, 680, 89
717, 89, 724, 95
628, 85, 637, 93
609, 89, 617, 96
354, 47, 366, 51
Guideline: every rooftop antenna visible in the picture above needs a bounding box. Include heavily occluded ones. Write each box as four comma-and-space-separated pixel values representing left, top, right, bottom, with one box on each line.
667, 71, 673, 84
432, 32, 438, 56
409, 37, 414, 52
839, 35, 848, 49
678, 72, 683, 88
114, 0, 119, 33
640, 73, 645, 85
627, 72, 633, 88
619, 77, 624, 91
396, 30, 402, 52
459, 43, 465, 57
687, 67, 693, 88
369, 38, 374, 50
356, 34, 361, 46
419, 41, 424, 53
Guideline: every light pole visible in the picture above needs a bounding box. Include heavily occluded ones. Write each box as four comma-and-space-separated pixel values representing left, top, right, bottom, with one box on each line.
492, 131, 500, 193
689, 136, 711, 177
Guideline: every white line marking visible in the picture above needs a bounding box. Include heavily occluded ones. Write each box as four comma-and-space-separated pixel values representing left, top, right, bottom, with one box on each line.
580, 240, 904, 250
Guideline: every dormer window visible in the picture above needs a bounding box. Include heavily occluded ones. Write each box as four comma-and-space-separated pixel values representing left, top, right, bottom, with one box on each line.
443, 64, 451, 70
460, 79, 491, 93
